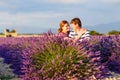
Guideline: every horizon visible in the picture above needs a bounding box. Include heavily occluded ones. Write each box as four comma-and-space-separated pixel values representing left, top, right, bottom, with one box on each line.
0, 0, 120, 33
0, 28, 120, 34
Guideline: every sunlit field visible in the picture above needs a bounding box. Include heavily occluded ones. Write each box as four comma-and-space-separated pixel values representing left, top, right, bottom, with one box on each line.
0, 33, 120, 80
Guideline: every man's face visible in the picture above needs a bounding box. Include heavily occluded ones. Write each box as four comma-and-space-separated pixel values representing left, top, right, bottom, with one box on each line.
71, 23, 77, 31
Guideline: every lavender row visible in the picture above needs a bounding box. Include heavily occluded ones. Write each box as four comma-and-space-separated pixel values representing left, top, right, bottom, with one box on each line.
0, 34, 120, 80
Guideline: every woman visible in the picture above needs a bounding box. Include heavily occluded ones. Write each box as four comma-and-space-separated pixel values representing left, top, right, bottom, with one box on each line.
58, 20, 70, 38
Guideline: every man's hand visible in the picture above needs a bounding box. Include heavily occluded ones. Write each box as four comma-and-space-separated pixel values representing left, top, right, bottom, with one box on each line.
73, 28, 87, 42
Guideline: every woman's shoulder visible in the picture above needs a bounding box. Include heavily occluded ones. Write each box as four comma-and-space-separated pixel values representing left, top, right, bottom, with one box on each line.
56, 32, 63, 36
56, 32, 68, 37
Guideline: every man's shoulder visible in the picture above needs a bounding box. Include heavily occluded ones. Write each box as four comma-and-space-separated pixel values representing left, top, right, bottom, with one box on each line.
85, 30, 90, 34
81, 30, 90, 38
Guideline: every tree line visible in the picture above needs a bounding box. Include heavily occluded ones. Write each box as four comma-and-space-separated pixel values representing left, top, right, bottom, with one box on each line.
90, 30, 120, 35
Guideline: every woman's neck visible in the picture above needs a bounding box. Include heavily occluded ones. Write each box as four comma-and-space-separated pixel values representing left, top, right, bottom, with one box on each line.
62, 31, 67, 34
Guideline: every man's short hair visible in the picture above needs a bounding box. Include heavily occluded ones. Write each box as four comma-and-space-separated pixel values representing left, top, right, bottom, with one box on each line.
70, 17, 82, 27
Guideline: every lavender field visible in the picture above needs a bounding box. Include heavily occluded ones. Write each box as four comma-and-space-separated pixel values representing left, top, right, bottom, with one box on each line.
0, 33, 120, 80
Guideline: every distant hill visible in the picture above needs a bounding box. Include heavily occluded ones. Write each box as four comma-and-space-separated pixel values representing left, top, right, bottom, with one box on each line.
86, 21, 120, 33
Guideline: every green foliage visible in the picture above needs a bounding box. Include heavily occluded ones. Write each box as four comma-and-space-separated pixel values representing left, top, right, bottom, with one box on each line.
5, 29, 16, 33
31, 40, 98, 79
0, 33, 4, 35
90, 30, 100, 35
6, 29, 10, 32
11, 29, 16, 33
108, 30, 120, 35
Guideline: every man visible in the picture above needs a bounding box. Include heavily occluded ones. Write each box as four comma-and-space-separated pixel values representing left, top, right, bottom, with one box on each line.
69, 17, 90, 42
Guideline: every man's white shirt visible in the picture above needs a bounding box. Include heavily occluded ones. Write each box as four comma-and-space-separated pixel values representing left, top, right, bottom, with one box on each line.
69, 31, 90, 41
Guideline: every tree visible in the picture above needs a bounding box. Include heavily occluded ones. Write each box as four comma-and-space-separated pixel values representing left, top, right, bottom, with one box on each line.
6, 29, 10, 32
0, 33, 4, 35
11, 29, 16, 33
90, 30, 100, 35
108, 30, 120, 35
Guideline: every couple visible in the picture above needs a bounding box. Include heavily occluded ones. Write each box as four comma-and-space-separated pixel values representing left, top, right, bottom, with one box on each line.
58, 17, 90, 42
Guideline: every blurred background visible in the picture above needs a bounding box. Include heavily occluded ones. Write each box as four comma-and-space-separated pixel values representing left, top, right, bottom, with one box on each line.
0, 0, 120, 34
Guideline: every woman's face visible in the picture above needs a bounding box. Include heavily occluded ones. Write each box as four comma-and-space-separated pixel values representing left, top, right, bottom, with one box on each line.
62, 23, 70, 33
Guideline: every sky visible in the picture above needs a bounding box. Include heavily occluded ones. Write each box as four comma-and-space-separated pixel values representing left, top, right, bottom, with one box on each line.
0, 0, 120, 33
